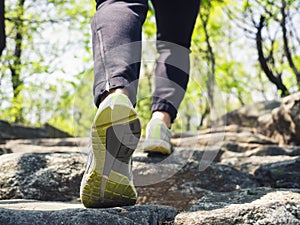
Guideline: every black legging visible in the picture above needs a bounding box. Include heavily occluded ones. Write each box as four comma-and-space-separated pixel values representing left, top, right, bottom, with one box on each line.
93, 0, 200, 122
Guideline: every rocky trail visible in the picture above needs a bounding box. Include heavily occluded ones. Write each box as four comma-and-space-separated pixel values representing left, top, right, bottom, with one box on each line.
0, 93, 300, 225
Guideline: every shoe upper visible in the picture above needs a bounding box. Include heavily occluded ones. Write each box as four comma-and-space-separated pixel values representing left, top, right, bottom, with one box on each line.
143, 117, 172, 154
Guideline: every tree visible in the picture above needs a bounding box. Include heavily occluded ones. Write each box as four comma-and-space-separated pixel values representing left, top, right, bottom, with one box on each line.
9, 0, 25, 122
0, 0, 5, 57
1, 0, 94, 127
280, 0, 300, 89
256, 15, 289, 96
225, 0, 300, 96
198, 0, 217, 109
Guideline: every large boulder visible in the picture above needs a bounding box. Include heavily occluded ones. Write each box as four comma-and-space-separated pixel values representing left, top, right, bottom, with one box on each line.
0, 201, 177, 225
175, 188, 300, 225
133, 143, 259, 210
0, 152, 85, 201
263, 92, 300, 145
214, 100, 281, 128
135, 156, 259, 210
0, 147, 259, 210
212, 92, 300, 145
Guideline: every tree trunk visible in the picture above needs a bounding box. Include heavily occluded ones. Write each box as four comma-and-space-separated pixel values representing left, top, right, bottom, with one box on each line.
199, 7, 216, 108
9, 0, 26, 123
186, 114, 191, 131
198, 104, 210, 129
256, 16, 289, 97
10, 0, 25, 97
280, 0, 300, 90
0, 0, 5, 56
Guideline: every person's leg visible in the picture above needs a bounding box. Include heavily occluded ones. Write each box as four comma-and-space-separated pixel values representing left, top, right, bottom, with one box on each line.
92, 0, 148, 106
143, 0, 200, 155
150, 0, 200, 124
81, 0, 148, 208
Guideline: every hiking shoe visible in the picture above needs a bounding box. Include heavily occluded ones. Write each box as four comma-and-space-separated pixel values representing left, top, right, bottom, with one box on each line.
80, 93, 141, 208
143, 118, 172, 155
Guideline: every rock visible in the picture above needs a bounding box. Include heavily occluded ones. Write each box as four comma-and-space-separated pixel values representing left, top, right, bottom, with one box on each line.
221, 155, 298, 175
1, 93, 299, 225
212, 93, 300, 145
254, 157, 300, 188
0, 138, 6, 145
215, 100, 281, 128
1, 138, 88, 154
175, 188, 300, 225
134, 148, 259, 210
219, 144, 300, 175
171, 131, 276, 149
0, 147, 259, 210
0, 120, 72, 140
172, 125, 255, 139
0, 152, 85, 201
0, 199, 83, 210
0, 147, 12, 155
264, 92, 300, 145
0, 200, 177, 225
245, 145, 300, 157
0, 120, 15, 139
43, 123, 73, 138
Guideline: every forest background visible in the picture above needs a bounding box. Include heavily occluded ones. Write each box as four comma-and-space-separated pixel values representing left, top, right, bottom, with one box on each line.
0, 0, 300, 137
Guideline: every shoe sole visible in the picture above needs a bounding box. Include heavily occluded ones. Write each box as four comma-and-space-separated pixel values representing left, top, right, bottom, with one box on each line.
143, 139, 171, 155
81, 104, 141, 208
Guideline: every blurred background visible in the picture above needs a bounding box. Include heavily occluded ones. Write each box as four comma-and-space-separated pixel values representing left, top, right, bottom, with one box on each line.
0, 0, 300, 137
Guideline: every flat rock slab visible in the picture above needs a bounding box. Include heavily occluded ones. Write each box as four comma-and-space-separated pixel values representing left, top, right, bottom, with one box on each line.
0, 199, 83, 211
0, 200, 177, 225
0, 149, 259, 210
254, 157, 300, 188
175, 188, 300, 225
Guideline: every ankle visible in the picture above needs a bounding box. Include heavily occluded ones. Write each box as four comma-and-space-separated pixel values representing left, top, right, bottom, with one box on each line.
101, 88, 129, 102
111, 88, 129, 96
151, 111, 171, 129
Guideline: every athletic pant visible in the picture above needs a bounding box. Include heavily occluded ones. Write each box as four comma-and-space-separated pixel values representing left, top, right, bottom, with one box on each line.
92, 0, 200, 122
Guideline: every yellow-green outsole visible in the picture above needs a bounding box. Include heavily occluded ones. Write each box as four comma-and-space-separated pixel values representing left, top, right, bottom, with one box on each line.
81, 95, 140, 208
81, 170, 137, 208
144, 145, 171, 155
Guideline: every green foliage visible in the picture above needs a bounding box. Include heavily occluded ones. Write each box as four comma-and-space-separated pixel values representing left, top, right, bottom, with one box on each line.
143, 2, 156, 40
136, 65, 153, 136
72, 68, 96, 137
0, 0, 95, 134
1, 0, 300, 137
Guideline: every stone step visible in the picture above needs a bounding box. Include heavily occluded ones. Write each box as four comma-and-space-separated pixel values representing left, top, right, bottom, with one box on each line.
0, 200, 177, 225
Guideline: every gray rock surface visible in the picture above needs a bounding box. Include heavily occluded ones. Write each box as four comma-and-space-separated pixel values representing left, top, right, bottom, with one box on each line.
0, 200, 177, 225
221, 155, 298, 175
0, 120, 72, 140
0, 138, 88, 154
254, 157, 300, 188
0, 152, 85, 201
171, 129, 276, 149
175, 188, 300, 225
214, 93, 300, 145
215, 100, 281, 128
219, 144, 300, 175
0, 146, 259, 210
135, 155, 259, 210
247, 145, 300, 156
1, 93, 300, 225
264, 92, 300, 145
